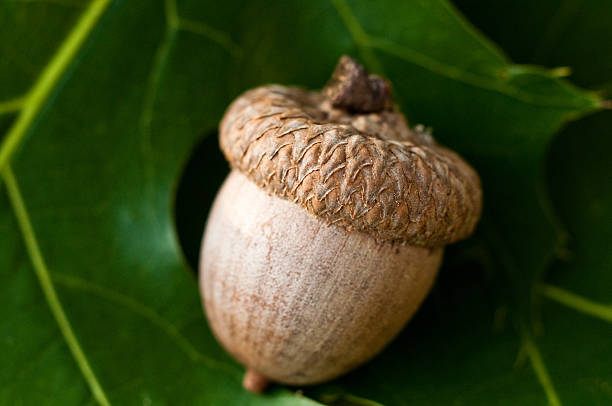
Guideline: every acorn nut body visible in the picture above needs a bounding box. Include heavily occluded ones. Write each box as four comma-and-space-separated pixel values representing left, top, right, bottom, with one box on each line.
199, 56, 482, 392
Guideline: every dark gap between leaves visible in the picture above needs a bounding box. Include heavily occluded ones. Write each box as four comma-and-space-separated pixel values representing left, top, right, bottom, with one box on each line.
174, 132, 229, 274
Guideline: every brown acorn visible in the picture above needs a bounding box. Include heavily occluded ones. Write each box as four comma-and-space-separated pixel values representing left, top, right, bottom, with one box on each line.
199, 56, 482, 392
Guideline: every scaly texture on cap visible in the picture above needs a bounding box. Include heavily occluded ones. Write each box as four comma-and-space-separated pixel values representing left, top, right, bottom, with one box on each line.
219, 56, 482, 247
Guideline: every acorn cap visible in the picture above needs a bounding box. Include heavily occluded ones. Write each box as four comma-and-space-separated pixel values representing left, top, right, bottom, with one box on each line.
219, 56, 482, 247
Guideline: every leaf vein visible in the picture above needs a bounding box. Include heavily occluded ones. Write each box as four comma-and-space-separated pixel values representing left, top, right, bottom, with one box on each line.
329, 0, 599, 109
520, 328, 563, 406
540, 284, 612, 323
2, 166, 111, 406
51, 271, 242, 380
483, 224, 563, 405
0, 96, 26, 116
139, 28, 177, 166
178, 18, 243, 58
0, 0, 111, 173
139, 0, 179, 143
329, 0, 385, 74
138, 0, 178, 235
368, 36, 595, 108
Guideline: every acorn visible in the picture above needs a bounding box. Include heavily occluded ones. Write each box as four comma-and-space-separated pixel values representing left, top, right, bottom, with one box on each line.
199, 56, 482, 392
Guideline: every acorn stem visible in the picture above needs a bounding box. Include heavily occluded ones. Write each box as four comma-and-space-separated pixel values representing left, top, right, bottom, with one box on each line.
323, 55, 390, 113
242, 369, 270, 393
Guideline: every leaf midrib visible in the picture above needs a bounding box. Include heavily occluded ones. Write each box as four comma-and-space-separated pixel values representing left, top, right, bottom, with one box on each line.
540, 284, 612, 323
2, 166, 111, 406
0, 0, 111, 173
0, 1, 114, 404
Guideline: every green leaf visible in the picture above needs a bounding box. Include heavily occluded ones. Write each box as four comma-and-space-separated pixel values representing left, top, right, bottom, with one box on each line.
534, 109, 612, 405
458, 1, 612, 403
0, 0, 606, 405
455, 0, 612, 91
